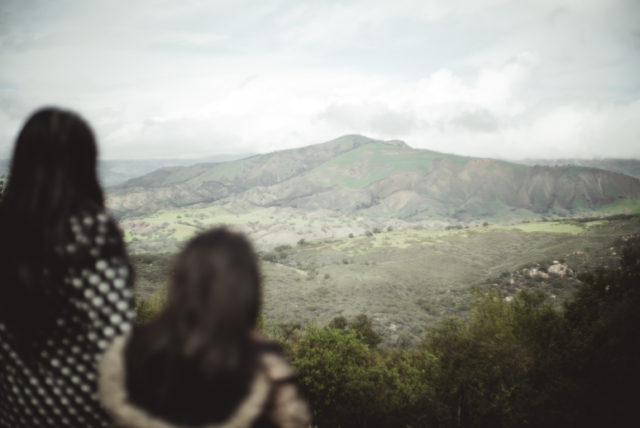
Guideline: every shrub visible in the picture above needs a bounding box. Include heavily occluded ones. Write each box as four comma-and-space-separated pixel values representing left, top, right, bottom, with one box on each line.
290, 325, 438, 427
133, 296, 157, 324
261, 252, 278, 263
328, 315, 348, 330
271, 321, 302, 343
349, 313, 382, 349
132, 290, 167, 324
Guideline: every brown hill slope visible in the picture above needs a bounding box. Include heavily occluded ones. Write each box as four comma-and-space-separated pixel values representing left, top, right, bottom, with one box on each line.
107, 135, 640, 221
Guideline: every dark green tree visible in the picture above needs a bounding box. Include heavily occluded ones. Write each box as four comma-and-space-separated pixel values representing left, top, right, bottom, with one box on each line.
291, 325, 438, 427
291, 326, 377, 427
328, 315, 348, 330
423, 288, 564, 427
556, 239, 640, 427
349, 313, 382, 349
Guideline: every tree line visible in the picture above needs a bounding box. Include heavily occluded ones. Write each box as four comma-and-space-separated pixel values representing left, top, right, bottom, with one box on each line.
277, 237, 640, 427
130, 231, 639, 427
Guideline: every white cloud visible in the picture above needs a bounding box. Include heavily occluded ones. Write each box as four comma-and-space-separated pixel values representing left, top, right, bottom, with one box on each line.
0, 0, 639, 160
520, 101, 640, 158
405, 99, 640, 160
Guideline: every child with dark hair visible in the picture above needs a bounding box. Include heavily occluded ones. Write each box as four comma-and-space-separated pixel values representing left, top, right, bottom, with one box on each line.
98, 228, 310, 428
0, 107, 135, 427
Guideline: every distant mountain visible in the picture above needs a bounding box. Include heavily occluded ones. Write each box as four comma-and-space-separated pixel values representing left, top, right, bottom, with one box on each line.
106, 135, 640, 222
0, 155, 253, 186
99, 154, 252, 186
516, 158, 640, 179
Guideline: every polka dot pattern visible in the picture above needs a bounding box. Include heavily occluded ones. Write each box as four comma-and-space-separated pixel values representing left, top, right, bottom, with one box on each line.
0, 210, 134, 427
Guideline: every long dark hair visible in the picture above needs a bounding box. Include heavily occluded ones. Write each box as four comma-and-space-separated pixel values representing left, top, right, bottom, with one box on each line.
0, 107, 104, 334
126, 228, 263, 425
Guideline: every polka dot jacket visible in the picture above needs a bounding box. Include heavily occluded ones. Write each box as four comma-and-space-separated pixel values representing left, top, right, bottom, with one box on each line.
0, 210, 136, 428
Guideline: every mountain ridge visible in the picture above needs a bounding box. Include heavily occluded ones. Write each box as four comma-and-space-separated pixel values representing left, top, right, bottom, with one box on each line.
515, 158, 640, 179
107, 135, 640, 222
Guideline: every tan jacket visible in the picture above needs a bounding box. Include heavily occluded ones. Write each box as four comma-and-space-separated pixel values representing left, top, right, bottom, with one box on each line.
98, 335, 310, 428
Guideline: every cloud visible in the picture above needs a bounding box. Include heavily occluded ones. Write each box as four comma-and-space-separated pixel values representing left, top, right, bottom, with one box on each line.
519, 100, 640, 159
318, 102, 420, 137
449, 108, 499, 133
0, 0, 639, 160
408, 98, 640, 160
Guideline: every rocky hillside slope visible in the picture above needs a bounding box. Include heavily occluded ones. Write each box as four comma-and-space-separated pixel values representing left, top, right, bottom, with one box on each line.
107, 135, 640, 222
516, 158, 640, 179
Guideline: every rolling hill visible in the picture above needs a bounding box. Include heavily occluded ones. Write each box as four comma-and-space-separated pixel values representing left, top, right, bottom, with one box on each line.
107, 135, 640, 223
516, 158, 640, 179
98, 154, 251, 186
0, 155, 252, 187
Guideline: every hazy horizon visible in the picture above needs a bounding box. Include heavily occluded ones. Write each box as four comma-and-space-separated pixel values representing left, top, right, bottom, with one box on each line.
1, 0, 639, 161
2, 132, 640, 163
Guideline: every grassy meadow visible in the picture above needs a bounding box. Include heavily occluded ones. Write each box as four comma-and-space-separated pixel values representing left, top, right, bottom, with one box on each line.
121, 203, 419, 253
129, 213, 640, 348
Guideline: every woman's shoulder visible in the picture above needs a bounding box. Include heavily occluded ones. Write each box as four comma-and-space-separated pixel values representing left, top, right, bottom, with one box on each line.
67, 208, 121, 240
250, 335, 310, 428
257, 351, 310, 428
57, 208, 126, 261
256, 343, 294, 382
98, 333, 310, 428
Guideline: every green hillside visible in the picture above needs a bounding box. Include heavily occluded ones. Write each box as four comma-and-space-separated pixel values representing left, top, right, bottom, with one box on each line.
108, 135, 640, 224
518, 157, 640, 178
309, 142, 453, 189
116, 134, 377, 190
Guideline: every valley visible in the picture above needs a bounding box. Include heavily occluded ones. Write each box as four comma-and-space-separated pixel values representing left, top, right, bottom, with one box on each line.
111, 135, 640, 348
130, 214, 640, 348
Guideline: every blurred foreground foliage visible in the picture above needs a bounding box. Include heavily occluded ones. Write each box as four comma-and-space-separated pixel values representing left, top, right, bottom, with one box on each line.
135, 238, 640, 427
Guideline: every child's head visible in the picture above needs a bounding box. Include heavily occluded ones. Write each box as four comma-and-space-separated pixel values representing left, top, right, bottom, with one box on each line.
125, 228, 264, 416
163, 228, 261, 362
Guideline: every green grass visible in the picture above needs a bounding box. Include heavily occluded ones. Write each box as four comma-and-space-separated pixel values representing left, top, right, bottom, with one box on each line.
196, 160, 245, 183
123, 229, 133, 243
309, 143, 453, 189
583, 220, 607, 228
121, 205, 367, 252
261, 215, 639, 347
597, 199, 640, 215
494, 221, 585, 235
560, 165, 585, 177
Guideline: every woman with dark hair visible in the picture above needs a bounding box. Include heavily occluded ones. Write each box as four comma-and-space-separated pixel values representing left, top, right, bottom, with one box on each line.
0, 107, 135, 427
98, 228, 310, 428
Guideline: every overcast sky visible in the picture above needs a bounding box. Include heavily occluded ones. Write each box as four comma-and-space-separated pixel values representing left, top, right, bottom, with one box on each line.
1, 0, 639, 160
